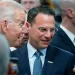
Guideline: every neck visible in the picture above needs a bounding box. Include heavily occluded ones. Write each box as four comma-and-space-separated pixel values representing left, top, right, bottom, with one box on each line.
61, 17, 75, 35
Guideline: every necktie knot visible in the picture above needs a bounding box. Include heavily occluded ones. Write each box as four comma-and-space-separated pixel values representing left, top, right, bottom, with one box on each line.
35, 51, 43, 59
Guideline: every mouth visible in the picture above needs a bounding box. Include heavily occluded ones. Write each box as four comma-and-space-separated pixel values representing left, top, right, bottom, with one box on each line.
22, 37, 28, 41
41, 40, 50, 44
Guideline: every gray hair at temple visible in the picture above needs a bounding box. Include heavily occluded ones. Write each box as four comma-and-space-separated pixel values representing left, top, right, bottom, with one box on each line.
0, 34, 10, 75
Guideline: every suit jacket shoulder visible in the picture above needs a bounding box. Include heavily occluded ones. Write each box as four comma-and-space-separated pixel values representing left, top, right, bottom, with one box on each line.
11, 44, 31, 75
42, 44, 75, 75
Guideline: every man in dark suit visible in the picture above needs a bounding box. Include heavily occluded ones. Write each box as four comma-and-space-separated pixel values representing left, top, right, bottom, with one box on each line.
51, 0, 75, 54
11, 5, 75, 75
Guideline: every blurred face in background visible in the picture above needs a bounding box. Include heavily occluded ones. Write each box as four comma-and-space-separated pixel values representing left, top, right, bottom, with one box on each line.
21, 0, 41, 12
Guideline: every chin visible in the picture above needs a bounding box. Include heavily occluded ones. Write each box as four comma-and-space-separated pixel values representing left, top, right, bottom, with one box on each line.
40, 45, 48, 49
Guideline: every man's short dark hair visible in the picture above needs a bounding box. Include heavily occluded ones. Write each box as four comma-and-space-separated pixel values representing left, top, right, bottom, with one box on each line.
27, 5, 55, 25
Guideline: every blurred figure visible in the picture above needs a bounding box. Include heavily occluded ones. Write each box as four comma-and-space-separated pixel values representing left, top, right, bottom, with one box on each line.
0, 0, 26, 47
0, 34, 10, 75
21, 0, 41, 12
51, 0, 75, 54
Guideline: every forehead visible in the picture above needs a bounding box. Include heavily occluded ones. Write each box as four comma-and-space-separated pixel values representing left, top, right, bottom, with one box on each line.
14, 10, 25, 21
35, 13, 55, 23
33, 13, 55, 28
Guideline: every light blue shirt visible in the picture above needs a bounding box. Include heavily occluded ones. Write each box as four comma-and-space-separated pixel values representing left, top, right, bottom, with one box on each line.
27, 41, 46, 75
60, 25, 75, 45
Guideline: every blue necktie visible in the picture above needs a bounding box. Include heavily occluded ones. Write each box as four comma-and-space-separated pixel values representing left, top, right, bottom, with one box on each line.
33, 51, 42, 75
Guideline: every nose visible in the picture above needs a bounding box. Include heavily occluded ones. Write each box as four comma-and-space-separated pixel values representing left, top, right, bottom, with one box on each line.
26, 2, 31, 10
21, 26, 29, 36
44, 30, 52, 39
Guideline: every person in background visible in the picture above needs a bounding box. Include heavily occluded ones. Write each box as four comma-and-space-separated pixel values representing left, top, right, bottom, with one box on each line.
50, 0, 75, 72
51, 0, 75, 54
11, 5, 75, 75
21, 0, 41, 13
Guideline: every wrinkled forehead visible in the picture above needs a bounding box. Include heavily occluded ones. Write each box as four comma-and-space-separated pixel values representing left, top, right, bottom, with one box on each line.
14, 9, 27, 22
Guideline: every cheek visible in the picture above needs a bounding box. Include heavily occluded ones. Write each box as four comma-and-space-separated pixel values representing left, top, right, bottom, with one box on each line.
51, 33, 55, 38
11, 27, 22, 38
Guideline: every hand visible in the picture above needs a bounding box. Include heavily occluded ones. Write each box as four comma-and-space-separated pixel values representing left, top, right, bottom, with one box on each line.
8, 63, 17, 75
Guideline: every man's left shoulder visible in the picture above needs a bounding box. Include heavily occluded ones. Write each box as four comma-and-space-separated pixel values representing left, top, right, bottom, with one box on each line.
48, 44, 75, 58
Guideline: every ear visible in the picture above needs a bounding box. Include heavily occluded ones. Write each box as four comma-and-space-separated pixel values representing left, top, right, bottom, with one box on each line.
25, 22, 31, 28
25, 22, 31, 32
66, 8, 74, 18
1, 20, 8, 34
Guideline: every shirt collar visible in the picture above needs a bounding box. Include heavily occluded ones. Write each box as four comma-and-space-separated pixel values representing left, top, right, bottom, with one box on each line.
10, 47, 17, 51
27, 41, 46, 58
60, 25, 75, 43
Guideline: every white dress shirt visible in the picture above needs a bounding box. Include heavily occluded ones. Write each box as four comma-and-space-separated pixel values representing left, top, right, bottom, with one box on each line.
27, 41, 46, 75
60, 25, 75, 45
10, 47, 17, 51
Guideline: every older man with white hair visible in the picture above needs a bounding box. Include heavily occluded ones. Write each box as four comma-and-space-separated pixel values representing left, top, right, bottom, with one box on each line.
0, 0, 27, 75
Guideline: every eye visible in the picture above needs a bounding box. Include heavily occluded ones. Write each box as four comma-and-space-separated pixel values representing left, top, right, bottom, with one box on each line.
50, 28, 55, 32
38, 27, 47, 32
19, 21, 25, 28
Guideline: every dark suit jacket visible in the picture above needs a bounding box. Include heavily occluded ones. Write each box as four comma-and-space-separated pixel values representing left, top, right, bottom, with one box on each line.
11, 44, 75, 75
51, 27, 75, 54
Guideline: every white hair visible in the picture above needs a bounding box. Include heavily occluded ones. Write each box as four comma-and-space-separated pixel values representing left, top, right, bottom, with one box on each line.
0, 0, 24, 22
0, 34, 10, 75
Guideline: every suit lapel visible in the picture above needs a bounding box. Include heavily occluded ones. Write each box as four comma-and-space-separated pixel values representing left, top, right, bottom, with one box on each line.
42, 45, 58, 75
58, 28, 75, 53
18, 44, 31, 75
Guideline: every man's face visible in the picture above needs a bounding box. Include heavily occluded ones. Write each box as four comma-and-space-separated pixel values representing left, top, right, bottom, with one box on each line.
4, 10, 25, 46
14, 24, 29, 48
28, 13, 55, 49
21, 0, 41, 12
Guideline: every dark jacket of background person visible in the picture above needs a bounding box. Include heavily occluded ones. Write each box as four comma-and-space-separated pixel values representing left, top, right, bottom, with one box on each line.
51, 27, 75, 54
51, 0, 75, 55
